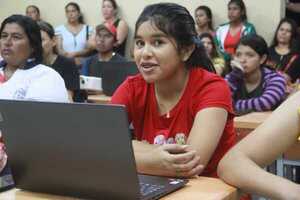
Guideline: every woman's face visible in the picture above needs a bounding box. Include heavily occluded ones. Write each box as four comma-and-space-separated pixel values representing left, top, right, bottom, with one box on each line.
276, 22, 292, 45
0, 23, 32, 68
195, 9, 210, 27
26, 6, 40, 21
66, 5, 80, 23
228, 3, 243, 22
133, 21, 190, 83
200, 37, 213, 56
41, 30, 55, 57
234, 44, 265, 75
102, 0, 115, 20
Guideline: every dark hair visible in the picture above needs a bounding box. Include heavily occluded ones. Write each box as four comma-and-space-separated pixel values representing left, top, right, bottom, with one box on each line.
228, 0, 247, 22
195, 5, 213, 30
199, 32, 219, 58
103, 0, 118, 10
38, 21, 55, 39
0, 14, 43, 64
270, 18, 299, 52
26, 5, 40, 15
134, 3, 215, 72
237, 34, 269, 64
65, 2, 84, 24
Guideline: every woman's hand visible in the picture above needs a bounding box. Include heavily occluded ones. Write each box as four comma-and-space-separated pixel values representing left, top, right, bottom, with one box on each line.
230, 59, 244, 72
146, 144, 204, 178
0, 142, 7, 172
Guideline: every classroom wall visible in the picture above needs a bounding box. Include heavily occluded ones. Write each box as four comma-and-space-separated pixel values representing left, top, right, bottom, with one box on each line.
0, 0, 285, 57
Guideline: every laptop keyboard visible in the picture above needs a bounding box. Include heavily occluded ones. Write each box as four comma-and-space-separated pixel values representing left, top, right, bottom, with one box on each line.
139, 182, 165, 196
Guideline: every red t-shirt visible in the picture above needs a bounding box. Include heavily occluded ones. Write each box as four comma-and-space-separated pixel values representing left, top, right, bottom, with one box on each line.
111, 68, 236, 177
224, 28, 242, 56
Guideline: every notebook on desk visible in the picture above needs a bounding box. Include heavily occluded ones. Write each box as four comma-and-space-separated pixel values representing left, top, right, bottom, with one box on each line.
0, 100, 187, 200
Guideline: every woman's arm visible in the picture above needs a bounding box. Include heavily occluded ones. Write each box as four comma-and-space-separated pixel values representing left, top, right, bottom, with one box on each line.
115, 19, 128, 47
234, 71, 286, 112
133, 141, 203, 177
218, 91, 300, 199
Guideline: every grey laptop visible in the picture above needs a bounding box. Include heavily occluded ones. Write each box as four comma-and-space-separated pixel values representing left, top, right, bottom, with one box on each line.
0, 100, 187, 200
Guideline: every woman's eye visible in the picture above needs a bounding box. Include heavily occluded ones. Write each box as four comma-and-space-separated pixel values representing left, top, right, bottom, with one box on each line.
135, 40, 144, 48
153, 40, 163, 47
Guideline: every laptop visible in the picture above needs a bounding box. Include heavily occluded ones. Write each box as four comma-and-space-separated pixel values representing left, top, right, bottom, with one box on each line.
101, 61, 139, 96
0, 100, 188, 200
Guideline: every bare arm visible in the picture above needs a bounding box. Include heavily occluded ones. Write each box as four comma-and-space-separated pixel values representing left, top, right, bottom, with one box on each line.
218, 91, 300, 199
115, 20, 128, 47
133, 107, 227, 177
286, 2, 300, 13
55, 35, 67, 56
187, 107, 228, 168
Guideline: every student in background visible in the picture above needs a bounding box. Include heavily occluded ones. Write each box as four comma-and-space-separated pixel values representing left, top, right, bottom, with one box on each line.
26, 5, 41, 21
200, 33, 226, 76
194, 6, 214, 36
0, 15, 69, 189
215, 0, 256, 62
225, 35, 286, 115
55, 2, 93, 65
267, 18, 300, 86
39, 21, 80, 102
81, 23, 126, 77
218, 90, 300, 199
111, 3, 236, 178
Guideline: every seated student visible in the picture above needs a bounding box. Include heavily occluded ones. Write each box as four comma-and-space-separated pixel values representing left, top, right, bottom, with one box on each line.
225, 35, 286, 114
215, 0, 256, 62
267, 18, 300, 87
81, 23, 126, 77
218, 91, 300, 199
0, 15, 68, 188
38, 21, 80, 102
26, 5, 41, 21
200, 33, 226, 76
111, 3, 236, 178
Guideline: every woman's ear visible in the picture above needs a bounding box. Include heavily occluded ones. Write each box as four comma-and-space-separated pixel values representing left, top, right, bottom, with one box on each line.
180, 44, 195, 62
260, 54, 267, 65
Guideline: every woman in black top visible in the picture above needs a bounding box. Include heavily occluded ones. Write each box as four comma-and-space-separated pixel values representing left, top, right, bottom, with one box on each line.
38, 21, 80, 102
267, 18, 300, 84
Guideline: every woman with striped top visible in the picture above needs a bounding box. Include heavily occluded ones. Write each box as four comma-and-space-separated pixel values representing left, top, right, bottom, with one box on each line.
225, 34, 286, 115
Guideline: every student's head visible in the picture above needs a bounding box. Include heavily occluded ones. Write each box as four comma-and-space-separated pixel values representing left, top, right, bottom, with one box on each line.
38, 21, 56, 58
234, 34, 268, 75
0, 15, 43, 68
26, 5, 41, 21
271, 18, 298, 51
95, 23, 116, 53
133, 3, 214, 83
199, 33, 218, 58
65, 2, 84, 24
194, 6, 213, 30
102, 0, 118, 20
228, 0, 247, 23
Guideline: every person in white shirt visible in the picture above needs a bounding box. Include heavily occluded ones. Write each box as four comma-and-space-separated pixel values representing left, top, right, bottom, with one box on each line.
0, 14, 69, 180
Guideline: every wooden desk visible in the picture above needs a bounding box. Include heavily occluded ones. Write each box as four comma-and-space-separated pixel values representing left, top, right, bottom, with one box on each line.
0, 176, 237, 200
234, 111, 271, 129
87, 94, 111, 104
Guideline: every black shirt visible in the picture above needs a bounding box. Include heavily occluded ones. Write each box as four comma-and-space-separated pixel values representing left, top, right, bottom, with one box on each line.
51, 55, 80, 90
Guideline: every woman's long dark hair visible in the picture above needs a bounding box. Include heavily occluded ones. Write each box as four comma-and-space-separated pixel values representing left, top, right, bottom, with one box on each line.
199, 33, 219, 59
228, 0, 247, 22
195, 5, 213, 31
0, 14, 43, 64
134, 3, 215, 73
65, 2, 84, 24
270, 18, 299, 53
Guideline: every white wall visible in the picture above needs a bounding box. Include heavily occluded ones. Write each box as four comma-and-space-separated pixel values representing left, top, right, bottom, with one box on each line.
0, 0, 285, 56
